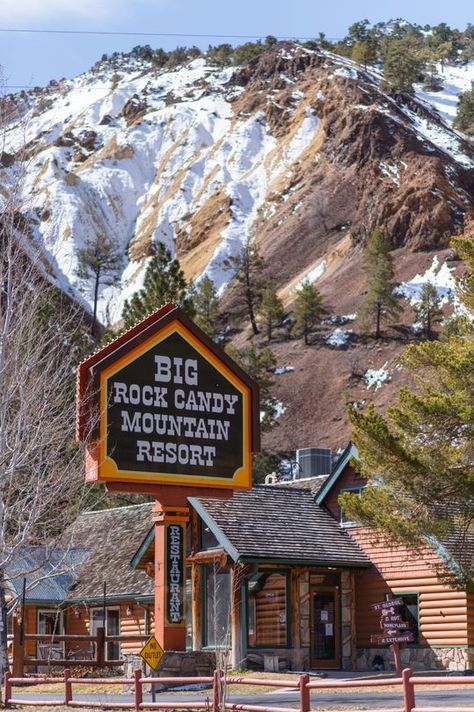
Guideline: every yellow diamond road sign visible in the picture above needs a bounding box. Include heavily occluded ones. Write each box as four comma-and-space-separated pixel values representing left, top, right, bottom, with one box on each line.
140, 636, 164, 671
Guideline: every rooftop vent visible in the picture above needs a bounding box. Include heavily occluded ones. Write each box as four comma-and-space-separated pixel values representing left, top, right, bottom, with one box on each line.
265, 472, 278, 485
295, 447, 332, 478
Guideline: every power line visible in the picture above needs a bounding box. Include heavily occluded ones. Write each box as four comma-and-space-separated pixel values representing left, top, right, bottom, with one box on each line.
0, 27, 343, 41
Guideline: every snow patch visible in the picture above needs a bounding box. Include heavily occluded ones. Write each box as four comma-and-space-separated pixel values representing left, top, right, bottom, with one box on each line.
274, 366, 295, 375
396, 256, 456, 306
295, 260, 327, 291
325, 328, 353, 347
364, 363, 391, 390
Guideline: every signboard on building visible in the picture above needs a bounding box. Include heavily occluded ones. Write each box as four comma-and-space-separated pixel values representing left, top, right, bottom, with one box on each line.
77, 304, 260, 490
166, 523, 185, 626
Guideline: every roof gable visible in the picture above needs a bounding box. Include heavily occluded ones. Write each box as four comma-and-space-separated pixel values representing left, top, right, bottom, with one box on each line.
315, 442, 359, 505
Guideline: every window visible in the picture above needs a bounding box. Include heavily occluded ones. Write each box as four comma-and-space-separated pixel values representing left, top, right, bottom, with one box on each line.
339, 486, 365, 526
90, 607, 120, 661
37, 609, 64, 664
202, 565, 231, 647
200, 520, 220, 550
247, 572, 289, 648
394, 594, 419, 644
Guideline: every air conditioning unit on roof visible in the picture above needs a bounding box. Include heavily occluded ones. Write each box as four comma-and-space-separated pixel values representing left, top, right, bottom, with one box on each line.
295, 447, 332, 478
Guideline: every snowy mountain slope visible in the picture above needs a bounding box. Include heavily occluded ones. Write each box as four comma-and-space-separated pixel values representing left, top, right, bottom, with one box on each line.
0, 43, 473, 328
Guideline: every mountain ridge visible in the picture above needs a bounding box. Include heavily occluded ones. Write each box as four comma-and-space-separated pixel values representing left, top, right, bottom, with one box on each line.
1, 40, 473, 453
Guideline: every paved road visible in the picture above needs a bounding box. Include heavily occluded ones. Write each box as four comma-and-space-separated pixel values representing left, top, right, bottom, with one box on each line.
10, 688, 474, 709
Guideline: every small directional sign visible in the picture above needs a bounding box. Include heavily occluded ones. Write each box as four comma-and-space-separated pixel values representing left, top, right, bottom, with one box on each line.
139, 636, 165, 671
371, 598, 403, 611
382, 621, 409, 630
381, 613, 402, 623
371, 632, 414, 645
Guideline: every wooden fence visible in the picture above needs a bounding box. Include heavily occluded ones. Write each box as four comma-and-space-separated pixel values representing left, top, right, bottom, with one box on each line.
3, 668, 474, 712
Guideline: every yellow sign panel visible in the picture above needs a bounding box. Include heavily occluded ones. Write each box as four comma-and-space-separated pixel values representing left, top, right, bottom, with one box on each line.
139, 636, 165, 671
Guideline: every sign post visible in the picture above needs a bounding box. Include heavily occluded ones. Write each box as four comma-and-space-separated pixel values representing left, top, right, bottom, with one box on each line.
77, 304, 260, 653
370, 596, 411, 674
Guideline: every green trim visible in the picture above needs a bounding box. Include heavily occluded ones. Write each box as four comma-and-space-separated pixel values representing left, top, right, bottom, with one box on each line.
239, 556, 370, 568
130, 526, 155, 569
309, 573, 342, 668
188, 497, 240, 561
65, 594, 154, 604
315, 443, 359, 505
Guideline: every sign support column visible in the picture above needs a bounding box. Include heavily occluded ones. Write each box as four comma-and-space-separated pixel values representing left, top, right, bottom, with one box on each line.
153, 504, 188, 651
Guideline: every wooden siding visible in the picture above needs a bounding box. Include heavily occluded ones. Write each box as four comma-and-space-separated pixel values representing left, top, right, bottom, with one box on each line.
352, 530, 468, 647
21, 601, 151, 661
322, 462, 471, 649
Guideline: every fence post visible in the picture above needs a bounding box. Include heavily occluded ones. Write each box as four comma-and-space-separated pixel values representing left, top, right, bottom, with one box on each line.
402, 668, 415, 712
64, 668, 72, 706
134, 669, 142, 712
96, 627, 105, 667
12, 617, 24, 677
299, 673, 310, 712
4, 671, 12, 708
212, 669, 220, 712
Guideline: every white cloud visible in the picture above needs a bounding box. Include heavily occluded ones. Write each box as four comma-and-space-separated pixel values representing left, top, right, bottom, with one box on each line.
0, 0, 124, 23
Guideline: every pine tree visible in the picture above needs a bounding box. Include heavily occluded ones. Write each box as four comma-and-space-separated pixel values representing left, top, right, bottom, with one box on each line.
351, 38, 377, 69
415, 281, 443, 339
292, 281, 324, 345
225, 235, 265, 335
226, 343, 277, 431
452, 234, 474, 310
191, 275, 220, 338
343, 234, 474, 588
75, 234, 123, 334
358, 227, 402, 339
454, 81, 474, 135
383, 39, 423, 93
258, 285, 284, 341
121, 242, 194, 329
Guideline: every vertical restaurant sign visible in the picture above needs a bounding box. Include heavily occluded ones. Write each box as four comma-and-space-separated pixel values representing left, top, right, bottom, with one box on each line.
77, 307, 259, 489
166, 523, 185, 626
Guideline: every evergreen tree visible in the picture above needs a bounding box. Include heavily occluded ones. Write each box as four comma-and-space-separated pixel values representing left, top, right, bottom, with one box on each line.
258, 285, 284, 341
454, 81, 474, 135
415, 281, 443, 339
225, 235, 265, 335
292, 281, 324, 345
351, 38, 377, 69
121, 242, 194, 329
226, 342, 278, 430
358, 227, 402, 339
343, 234, 474, 588
383, 39, 423, 93
452, 234, 474, 310
191, 275, 220, 338
75, 234, 123, 335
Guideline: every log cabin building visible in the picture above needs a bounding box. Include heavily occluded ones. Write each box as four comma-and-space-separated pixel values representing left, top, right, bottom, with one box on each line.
6, 443, 474, 674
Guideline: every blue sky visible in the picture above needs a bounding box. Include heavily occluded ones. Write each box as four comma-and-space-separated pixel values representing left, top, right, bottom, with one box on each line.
0, 0, 471, 88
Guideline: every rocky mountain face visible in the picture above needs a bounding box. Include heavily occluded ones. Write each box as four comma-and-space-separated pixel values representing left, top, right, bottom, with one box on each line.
1, 43, 473, 454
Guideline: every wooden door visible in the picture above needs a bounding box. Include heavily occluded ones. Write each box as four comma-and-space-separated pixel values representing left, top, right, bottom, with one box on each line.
310, 587, 341, 669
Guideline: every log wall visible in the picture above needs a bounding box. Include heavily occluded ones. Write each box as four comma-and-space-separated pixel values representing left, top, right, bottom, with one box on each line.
321, 462, 473, 665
